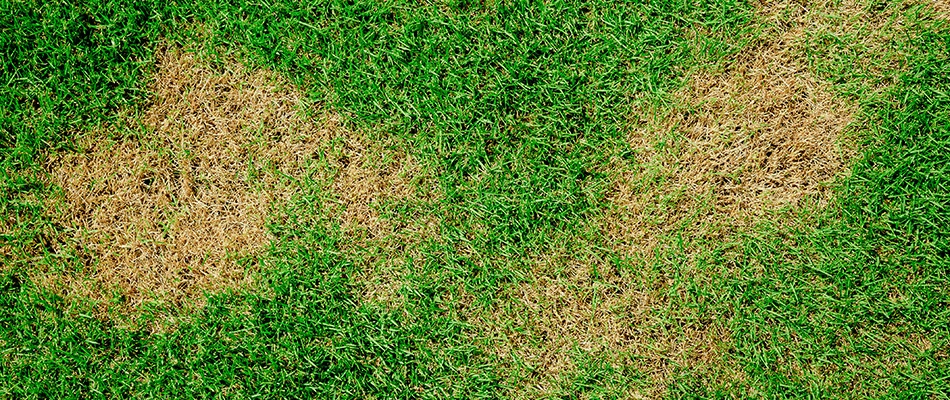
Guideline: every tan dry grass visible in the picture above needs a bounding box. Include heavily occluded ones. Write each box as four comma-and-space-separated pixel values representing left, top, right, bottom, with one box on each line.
487, 250, 738, 398
322, 134, 439, 308
494, 1, 872, 397
607, 7, 858, 261
774, 0, 923, 89
929, 0, 949, 19
330, 137, 432, 238
43, 46, 337, 314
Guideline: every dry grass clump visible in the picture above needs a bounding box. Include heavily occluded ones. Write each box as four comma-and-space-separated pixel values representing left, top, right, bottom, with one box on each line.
480, 2, 915, 394
42, 44, 434, 319
775, 0, 926, 89
929, 0, 949, 19
44, 46, 338, 314
329, 137, 432, 238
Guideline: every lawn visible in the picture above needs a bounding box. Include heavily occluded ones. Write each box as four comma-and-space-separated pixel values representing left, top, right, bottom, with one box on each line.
1, 0, 949, 398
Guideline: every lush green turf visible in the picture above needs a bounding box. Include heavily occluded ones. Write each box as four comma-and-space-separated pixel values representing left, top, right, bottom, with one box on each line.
2, 0, 949, 397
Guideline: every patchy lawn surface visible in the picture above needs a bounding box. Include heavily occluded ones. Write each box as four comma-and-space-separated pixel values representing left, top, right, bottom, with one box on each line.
2, 0, 949, 398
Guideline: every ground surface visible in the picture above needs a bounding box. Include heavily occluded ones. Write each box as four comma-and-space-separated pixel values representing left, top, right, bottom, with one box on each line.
1, 0, 949, 398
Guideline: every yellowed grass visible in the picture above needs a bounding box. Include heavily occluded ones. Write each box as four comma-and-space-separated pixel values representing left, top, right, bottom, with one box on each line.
608, 4, 858, 262
928, 0, 949, 19
38, 44, 436, 319
484, 249, 741, 398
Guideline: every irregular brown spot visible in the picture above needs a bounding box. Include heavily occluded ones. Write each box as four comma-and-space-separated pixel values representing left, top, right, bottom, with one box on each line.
485, 250, 738, 398
331, 137, 431, 238
44, 46, 337, 316
607, 9, 858, 261
928, 0, 950, 19
497, 1, 886, 396
324, 134, 439, 309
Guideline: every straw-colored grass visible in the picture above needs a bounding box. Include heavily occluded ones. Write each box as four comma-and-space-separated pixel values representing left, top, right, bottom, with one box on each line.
494, 2, 862, 396
44, 47, 336, 314
606, 8, 857, 261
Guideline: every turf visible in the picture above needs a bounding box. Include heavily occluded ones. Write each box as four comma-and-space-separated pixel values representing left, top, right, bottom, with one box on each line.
1, 0, 949, 398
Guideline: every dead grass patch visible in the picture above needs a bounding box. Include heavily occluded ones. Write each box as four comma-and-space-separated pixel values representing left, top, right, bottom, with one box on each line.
485, 250, 739, 398
43, 46, 337, 315
494, 0, 888, 396
929, 0, 950, 19
323, 134, 440, 308
786, 0, 925, 89
606, 2, 859, 262
594, 2, 861, 391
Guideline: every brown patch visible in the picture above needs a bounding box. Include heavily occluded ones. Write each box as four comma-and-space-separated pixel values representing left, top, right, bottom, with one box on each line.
606, 5, 858, 261
499, 0, 883, 396
327, 135, 440, 308
43, 46, 338, 315
486, 251, 737, 398
785, 0, 921, 87
331, 137, 432, 237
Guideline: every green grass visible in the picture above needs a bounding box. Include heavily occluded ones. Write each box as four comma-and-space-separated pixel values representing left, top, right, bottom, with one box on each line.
2, 0, 950, 398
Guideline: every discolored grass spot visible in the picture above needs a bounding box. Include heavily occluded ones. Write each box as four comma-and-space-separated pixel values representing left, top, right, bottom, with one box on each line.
929, 0, 950, 19
43, 46, 338, 315
607, 8, 858, 261
791, 0, 929, 95
322, 133, 440, 309
493, 1, 868, 395
484, 248, 741, 398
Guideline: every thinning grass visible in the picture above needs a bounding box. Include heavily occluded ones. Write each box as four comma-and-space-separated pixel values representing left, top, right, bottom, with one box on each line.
292, 129, 442, 310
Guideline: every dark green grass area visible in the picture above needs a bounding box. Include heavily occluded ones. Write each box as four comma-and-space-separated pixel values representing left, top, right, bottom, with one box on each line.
203, 0, 752, 285
2, 0, 950, 398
